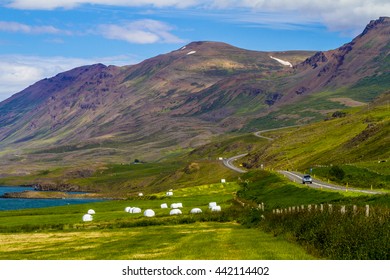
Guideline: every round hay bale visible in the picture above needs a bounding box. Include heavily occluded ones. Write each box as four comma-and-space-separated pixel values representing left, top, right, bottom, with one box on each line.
87, 209, 95, 214
170, 209, 182, 215
190, 208, 202, 214
166, 191, 173, 196
125, 207, 132, 213
170, 203, 179, 209
176, 202, 183, 208
208, 202, 217, 209
82, 214, 93, 222
143, 209, 155, 217
138, 193, 144, 197
211, 205, 221, 212
161, 203, 168, 209
131, 207, 141, 214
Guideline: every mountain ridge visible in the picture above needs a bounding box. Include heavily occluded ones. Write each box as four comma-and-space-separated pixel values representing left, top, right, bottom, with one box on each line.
0, 17, 389, 167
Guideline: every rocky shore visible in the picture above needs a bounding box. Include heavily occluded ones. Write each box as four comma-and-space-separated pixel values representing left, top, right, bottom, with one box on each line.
1, 190, 104, 199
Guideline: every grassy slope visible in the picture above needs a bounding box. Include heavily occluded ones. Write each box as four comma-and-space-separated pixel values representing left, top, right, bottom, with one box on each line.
243, 93, 390, 189
0, 160, 238, 197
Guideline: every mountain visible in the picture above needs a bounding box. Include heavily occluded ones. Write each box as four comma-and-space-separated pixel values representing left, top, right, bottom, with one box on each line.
289, 16, 390, 96
0, 18, 389, 169
0, 42, 306, 164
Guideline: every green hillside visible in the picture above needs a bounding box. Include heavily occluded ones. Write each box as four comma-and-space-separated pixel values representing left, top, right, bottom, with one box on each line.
242, 92, 390, 189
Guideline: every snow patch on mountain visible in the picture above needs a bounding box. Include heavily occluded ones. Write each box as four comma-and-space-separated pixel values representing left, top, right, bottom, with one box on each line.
270, 56, 292, 67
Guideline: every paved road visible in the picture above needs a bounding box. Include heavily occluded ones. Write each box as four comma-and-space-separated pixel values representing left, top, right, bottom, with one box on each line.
221, 126, 384, 195
279, 170, 384, 195
253, 125, 301, 141
222, 153, 248, 173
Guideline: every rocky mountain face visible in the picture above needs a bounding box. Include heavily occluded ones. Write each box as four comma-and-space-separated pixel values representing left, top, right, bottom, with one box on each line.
289, 17, 390, 97
0, 18, 389, 164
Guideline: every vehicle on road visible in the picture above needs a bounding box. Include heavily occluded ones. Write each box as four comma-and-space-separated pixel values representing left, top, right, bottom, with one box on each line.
302, 174, 313, 184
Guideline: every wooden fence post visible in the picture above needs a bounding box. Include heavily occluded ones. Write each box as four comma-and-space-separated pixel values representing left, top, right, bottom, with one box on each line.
341, 205, 346, 214
353, 205, 357, 215
366, 205, 370, 217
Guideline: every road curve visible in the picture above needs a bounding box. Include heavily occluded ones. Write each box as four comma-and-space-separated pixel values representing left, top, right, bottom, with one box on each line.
279, 170, 384, 195
253, 125, 301, 141
223, 154, 248, 173
221, 126, 385, 195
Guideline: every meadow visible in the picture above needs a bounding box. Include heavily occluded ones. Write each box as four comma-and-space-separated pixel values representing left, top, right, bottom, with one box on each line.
1, 169, 388, 260
0, 182, 314, 260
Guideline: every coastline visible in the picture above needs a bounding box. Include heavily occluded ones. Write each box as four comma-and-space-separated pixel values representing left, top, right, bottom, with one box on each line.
0, 190, 106, 200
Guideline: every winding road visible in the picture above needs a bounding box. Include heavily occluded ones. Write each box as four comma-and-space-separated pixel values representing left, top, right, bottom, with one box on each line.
222, 128, 385, 195
222, 153, 248, 173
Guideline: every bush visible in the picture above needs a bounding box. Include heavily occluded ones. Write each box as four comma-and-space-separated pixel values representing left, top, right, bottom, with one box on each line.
259, 208, 390, 259
329, 165, 345, 181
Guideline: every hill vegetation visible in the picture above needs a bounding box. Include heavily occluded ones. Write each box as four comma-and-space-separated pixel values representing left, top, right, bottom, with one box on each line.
242, 92, 390, 190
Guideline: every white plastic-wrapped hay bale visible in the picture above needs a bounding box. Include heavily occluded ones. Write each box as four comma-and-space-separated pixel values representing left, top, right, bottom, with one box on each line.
170, 209, 182, 215
125, 207, 132, 213
161, 203, 168, 209
143, 209, 155, 217
209, 202, 217, 209
166, 191, 173, 196
82, 214, 93, 222
221, 179, 226, 183
87, 209, 95, 214
138, 193, 144, 197
131, 207, 142, 214
170, 203, 179, 209
211, 205, 221, 212
170, 202, 183, 208
190, 208, 202, 214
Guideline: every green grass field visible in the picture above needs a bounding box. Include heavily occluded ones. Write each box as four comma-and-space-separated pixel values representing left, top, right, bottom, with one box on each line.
0, 181, 315, 260
0, 222, 314, 260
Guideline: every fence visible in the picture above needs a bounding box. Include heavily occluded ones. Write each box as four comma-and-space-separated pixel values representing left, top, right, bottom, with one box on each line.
271, 203, 371, 217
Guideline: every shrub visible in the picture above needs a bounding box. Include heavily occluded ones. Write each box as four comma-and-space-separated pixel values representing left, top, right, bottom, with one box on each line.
329, 165, 345, 181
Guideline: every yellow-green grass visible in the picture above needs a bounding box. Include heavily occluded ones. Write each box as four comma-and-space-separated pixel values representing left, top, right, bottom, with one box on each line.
0, 222, 315, 260
0, 181, 317, 260
0, 182, 239, 230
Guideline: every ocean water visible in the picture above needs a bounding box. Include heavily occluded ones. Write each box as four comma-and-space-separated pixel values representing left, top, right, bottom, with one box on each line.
0, 186, 103, 211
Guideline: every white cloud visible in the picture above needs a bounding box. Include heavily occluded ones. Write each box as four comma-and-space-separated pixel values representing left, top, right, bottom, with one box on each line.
0, 54, 138, 102
98, 19, 184, 44
5, 0, 201, 10
4, 0, 390, 33
0, 21, 70, 35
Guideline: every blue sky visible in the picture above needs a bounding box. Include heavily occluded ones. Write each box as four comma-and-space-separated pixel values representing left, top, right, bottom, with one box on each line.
0, 0, 389, 101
